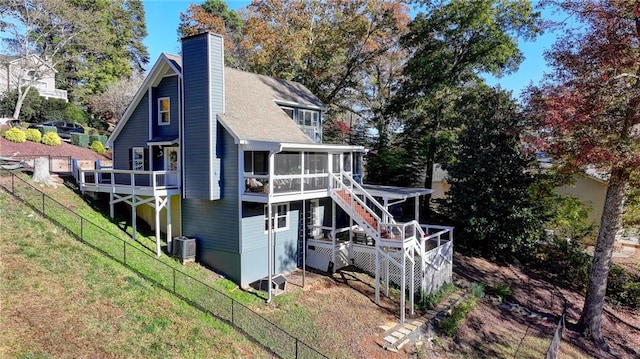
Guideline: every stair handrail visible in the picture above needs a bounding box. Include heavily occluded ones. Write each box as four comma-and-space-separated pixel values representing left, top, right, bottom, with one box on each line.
338, 171, 395, 224
329, 173, 383, 233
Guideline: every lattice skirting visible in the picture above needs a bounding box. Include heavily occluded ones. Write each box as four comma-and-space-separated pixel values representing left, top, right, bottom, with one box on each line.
351, 242, 453, 294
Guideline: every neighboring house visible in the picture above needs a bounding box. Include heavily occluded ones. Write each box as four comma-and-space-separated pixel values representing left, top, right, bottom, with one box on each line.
0, 54, 68, 101
556, 167, 608, 227
431, 163, 607, 228
77, 33, 453, 322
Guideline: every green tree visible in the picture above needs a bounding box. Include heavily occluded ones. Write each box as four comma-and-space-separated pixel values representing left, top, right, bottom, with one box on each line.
395, 0, 541, 189
178, 0, 244, 67
0, 0, 94, 119
443, 85, 542, 259
58, 0, 149, 99
525, 0, 640, 346
0, 88, 87, 123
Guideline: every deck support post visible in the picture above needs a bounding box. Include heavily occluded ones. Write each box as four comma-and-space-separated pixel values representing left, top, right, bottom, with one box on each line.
267, 203, 273, 303
410, 252, 415, 316
375, 246, 380, 304
302, 199, 306, 288
331, 200, 336, 270
132, 196, 137, 241
401, 253, 406, 323
154, 196, 161, 257
385, 255, 390, 297
109, 191, 114, 219
415, 196, 420, 224
167, 195, 173, 254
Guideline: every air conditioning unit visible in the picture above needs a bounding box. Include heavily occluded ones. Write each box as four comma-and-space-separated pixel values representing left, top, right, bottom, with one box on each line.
173, 236, 196, 263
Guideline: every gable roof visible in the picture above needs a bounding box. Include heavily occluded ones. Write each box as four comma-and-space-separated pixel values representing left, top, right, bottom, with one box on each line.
107, 53, 182, 145
110, 52, 323, 146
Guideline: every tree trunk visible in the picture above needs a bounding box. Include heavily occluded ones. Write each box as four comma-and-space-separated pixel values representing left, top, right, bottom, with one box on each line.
578, 166, 630, 347
12, 86, 30, 120
32, 157, 56, 187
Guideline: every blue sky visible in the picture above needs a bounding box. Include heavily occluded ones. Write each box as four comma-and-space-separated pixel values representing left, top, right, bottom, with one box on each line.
142, 0, 557, 97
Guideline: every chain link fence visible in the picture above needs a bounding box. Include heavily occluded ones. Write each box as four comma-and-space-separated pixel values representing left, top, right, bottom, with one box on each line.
0, 169, 328, 359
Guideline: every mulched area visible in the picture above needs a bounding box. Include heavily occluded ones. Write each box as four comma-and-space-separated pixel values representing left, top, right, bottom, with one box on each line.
0, 136, 109, 161
452, 253, 640, 359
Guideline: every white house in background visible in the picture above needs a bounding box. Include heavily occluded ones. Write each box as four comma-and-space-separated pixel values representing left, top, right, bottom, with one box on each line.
431, 163, 609, 229
0, 54, 68, 101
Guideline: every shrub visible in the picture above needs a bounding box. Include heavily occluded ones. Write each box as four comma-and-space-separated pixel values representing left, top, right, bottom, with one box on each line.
24, 128, 42, 142
490, 283, 512, 302
71, 132, 89, 147
438, 297, 478, 337
470, 282, 485, 299
90, 140, 105, 154
415, 282, 456, 311
41, 132, 61, 146
606, 264, 640, 310
41, 125, 57, 135
4, 127, 26, 143
89, 134, 107, 145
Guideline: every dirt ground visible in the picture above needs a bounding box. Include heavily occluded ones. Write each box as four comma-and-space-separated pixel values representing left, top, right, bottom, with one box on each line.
279, 250, 639, 359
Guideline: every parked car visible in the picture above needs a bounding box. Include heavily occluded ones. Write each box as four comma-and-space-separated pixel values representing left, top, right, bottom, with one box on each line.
29, 120, 84, 139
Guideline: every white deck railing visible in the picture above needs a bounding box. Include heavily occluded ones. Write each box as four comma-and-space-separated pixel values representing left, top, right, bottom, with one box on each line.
244, 171, 354, 196
79, 168, 180, 192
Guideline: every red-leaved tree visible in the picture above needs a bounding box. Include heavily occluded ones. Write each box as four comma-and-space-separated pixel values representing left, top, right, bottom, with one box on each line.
526, 0, 640, 347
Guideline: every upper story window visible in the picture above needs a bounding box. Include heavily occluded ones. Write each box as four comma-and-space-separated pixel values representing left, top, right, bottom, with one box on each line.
279, 106, 322, 143
298, 109, 319, 127
158, 97, 170, 125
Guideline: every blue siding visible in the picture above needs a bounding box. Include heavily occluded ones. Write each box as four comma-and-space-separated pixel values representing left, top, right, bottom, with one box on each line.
182, 126, 240, 281
113, 91, 149, 185
182, 33, 224, 200
240, 202, 301, 287
152, 75, 179, 138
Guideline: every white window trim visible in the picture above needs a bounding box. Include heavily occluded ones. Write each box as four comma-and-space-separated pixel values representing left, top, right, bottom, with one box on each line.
158, 97, 170, 126
264, 203, 290, 233
132, 147, 145, 171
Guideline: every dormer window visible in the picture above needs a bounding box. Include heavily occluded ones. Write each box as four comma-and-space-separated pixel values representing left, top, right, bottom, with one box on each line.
279, 106, 322, 143
158, 97, 170, 125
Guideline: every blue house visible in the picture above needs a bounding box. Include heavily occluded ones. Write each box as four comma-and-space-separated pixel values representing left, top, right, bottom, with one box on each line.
79, 33, 453, 322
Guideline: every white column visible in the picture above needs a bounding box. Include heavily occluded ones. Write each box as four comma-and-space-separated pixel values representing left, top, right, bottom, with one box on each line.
302, 199, 306, 287
415, 196, 420, 224
401, 254, 406, 323
331, 200, 336, 270
267, 203, 273, 303
385, 256, 390, 297
109, 191, 114, 218
410, 254, 415, 316
167, 195, 173, 254
132, 197, 137, 241
383, 197, 389, 223
155, 196, 161, 257
375, 247, 380, 304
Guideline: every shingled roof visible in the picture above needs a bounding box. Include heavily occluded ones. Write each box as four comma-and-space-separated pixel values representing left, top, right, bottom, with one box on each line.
167, 54, 320, 144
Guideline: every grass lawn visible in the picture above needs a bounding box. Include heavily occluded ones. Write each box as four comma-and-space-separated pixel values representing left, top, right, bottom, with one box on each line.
0, 190, 273, 358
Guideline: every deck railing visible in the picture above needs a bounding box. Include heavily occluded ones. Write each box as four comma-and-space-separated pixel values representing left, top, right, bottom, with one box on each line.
244, 171, 354, 196
79, 168, 180, 192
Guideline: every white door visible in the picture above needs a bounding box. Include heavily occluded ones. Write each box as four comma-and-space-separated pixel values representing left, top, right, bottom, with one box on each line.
164, 147, 179, 186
